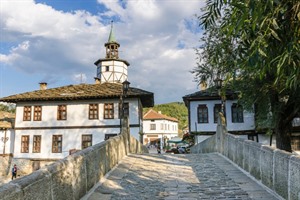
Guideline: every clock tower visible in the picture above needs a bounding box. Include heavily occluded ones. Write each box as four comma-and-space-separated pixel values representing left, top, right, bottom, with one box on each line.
94, 21, 130, 83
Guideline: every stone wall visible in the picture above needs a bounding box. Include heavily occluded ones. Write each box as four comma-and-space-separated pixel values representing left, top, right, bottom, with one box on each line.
0, 133, 148, 200
191, 113, 300, 200
0, 155, 12, 176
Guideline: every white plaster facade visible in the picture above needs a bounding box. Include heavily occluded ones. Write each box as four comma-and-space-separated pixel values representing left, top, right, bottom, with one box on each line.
189, 100, 255, 133
0, 129, 14, 155
96, 60, 129, 83
12, 98, 143, 159
143, 110, 178, 145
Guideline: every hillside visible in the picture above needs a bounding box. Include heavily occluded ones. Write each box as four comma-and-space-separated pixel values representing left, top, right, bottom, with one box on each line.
143, 102, 188, 136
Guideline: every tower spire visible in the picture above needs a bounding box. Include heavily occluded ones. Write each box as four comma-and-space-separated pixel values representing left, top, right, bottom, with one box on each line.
108, 20, 116, 43
104, 20, 120, 59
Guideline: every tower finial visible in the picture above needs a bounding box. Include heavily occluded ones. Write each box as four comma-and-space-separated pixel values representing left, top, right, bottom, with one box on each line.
108, 20, 116, 43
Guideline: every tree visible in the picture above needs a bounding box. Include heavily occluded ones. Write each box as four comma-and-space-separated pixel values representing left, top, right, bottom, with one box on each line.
0, 103, 16, 113
194, 0, 300, 152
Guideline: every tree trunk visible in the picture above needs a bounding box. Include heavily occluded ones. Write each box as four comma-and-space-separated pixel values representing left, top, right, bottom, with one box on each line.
274, 117, 292, 152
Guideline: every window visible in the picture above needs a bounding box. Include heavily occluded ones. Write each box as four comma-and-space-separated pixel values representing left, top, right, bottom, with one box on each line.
23, 106, 31, 121
104, 103, 114, 119
89, 104, 98, 119
232, 104, 244, 123
34, 106, 42, 121
33, 135, 41, 153
52, 135, 62, 153
105, 66, 109, 71
21, 135, 29, 153
197, 105, 208, 123
214, 104, 222, 123
82, 135, 92, 149
150, 124, 156, 130
57, 105, 67, 120
104, 134, 117, 141
161, 123, 164, 130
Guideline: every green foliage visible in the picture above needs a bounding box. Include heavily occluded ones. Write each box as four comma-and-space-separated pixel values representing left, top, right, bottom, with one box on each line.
143, 102, 188, 133
0, 103, 16, 113
196, 0, 300, 151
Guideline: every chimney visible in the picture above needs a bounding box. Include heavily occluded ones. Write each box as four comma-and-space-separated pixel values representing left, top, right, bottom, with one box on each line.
94, 77, 101, 84
199, 82, 207, 91
39, 82, 47, 90
158, 111, 162, 114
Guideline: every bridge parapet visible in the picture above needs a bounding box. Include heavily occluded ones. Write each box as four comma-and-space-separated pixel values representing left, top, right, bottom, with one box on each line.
0, 132, 148, 200
191, 113, 300, 200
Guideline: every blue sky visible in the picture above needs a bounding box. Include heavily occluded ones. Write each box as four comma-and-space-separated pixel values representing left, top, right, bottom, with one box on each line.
0, 0, 205, 104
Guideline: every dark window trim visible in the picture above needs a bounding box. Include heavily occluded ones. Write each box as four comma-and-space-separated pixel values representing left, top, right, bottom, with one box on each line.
82, 134, 93, 149
34, 105, 42, 121
89, 104, 99, 120
57, 105, 67, 120
197, 105, 209, 123
33, 135, 41, 153
231, 103, 244, 123
104, 103, 114, 119
52, 135, 63, 153
23, 106, 31, 121
21, 135, 29, 153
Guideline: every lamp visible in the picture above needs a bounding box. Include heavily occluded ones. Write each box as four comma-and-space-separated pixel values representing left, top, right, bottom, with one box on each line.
214, 78, 223, 90
122, 80, 130, 96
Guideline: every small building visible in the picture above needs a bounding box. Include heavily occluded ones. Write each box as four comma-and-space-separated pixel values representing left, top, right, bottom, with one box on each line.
143, 109, 178, 145
0, 111, 15, 156
0, 23, 154, 172
182, 88, 256, 143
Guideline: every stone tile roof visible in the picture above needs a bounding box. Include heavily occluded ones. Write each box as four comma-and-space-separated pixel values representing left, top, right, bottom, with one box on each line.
182, 87, 238, 106
0, 83, 154, 107
143, 109, 178, 122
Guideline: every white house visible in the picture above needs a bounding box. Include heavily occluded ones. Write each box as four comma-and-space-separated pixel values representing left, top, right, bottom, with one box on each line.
182, 88, 256, 143
0, 24, 154, 165
143, 109, 178, 145
182, 88, 300, 153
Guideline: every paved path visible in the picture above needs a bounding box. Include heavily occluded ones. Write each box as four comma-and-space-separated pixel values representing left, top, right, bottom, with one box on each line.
82, 153, 280, 200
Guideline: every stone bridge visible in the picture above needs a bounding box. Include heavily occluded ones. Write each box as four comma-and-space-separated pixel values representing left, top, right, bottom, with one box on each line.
0, 114, 299, 200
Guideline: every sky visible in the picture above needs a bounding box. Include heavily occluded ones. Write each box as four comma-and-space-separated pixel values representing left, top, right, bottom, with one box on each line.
0, 0, 205, 105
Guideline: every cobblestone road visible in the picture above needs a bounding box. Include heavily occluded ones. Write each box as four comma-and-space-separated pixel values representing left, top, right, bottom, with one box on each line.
83, 153, 280, 200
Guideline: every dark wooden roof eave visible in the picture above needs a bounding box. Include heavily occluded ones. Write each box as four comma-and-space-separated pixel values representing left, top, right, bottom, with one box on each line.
94, 58, 130, 66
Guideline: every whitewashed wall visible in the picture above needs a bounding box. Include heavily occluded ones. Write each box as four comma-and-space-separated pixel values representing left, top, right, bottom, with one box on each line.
143, 118, 178, 142
0, 129, 14, 154
98, 60, 128, 83
13, 98, 142, 159
189, 100, 255, 133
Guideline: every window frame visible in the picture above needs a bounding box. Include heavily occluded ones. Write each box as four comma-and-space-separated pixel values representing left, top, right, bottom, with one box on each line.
82, 134, 93, 149
57, 105, 67, 120
21, 135, 29, 153
52, 135, 63, 153
197, 105, 209, 123
33, 105, 42, 121
150, 124, 156, 130
89, 104, 99, 120
231, 103, 244, 123
33, 135, 41, 153
104, 103, 114, 119
23, 106, 32, 121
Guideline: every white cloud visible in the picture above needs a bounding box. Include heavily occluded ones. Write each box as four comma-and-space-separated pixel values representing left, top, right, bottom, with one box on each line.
0, 0, 205, 103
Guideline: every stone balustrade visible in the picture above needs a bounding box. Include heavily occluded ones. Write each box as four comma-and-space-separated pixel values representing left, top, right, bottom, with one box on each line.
191, 113, 300, 200
0, 133, 148, 200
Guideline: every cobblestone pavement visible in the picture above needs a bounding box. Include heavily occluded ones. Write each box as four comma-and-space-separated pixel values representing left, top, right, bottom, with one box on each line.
82, 153, 280, 200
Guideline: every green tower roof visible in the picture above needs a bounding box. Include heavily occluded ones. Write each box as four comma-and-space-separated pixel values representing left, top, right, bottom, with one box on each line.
108, 21, 117, 43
